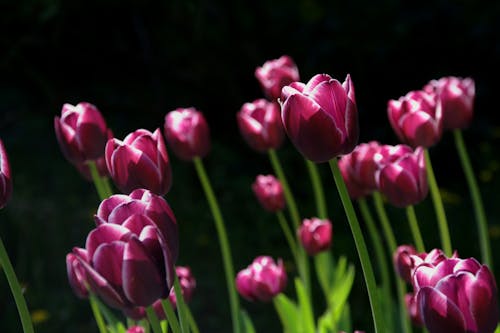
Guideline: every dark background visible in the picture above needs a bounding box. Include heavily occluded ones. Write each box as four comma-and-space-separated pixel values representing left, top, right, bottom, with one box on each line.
1, 0, 499, 332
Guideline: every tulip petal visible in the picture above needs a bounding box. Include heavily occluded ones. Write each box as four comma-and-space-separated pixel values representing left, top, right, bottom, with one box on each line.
86, 224, 131, 259
93, 241, 126, 289
309, 79, 347, 131
96, 194, 131, 221
123, 236, 164, 306
400, 110, 441, 148
107, 201, 146, 225
77, 105, 108, 160
303, 74, 332, 95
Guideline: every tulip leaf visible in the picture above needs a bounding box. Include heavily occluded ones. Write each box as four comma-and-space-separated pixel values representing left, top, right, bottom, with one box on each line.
337, 304, 352, 332
329, 260, 355, 324
96, 299, 127, 333
314, 251, 334, 297
273, 293, 300, 333
495, 324, 500, 333
239, 309, 256, 333
295, 278, 316, 333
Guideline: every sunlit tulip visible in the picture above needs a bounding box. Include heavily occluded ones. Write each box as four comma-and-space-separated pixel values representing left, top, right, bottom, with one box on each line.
281, 74, 358, 163
0, 140, 12, 209
237, 99, 285, 152
388, 90, 442, 148
106, 129, 171, 195
298, 218, 332, 256
424, 76, 475, 130
255, 55, 300, 100
236, 256, 287, 302
164, 108, 211, 161
252, 175, 285, 212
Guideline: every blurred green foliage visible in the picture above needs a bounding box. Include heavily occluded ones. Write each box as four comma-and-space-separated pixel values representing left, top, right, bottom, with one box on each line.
1, 0, 500, 332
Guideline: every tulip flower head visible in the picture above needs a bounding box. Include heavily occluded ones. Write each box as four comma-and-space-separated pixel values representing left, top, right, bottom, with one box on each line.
69, 189, 178, 310
127, 326, 145, 333
424, 76, 475, 130
252, 174, 285, 212
393, 244, 418, 283
237, 99, 285, 152
168, 266, 196, 308
255, 55, 300, 100
281, 74, 359, 163
163, 108, 211, 161
412, 256, 498, 333
66, 253, 89, 299
106, 129, 172, 195
236, 256, 287, 302
298, 218, 333, 256
0, 140, 12, 209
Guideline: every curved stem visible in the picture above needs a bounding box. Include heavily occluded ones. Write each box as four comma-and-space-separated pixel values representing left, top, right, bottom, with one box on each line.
454, 129, 492, 269
88, 161, 108, 201
372, 192, 412, 333
406, 205, 425, 253
424, 149, 452, 256
329, 159, 384, 333
276, 211, 298, 262
0, 236, 34, 333
146, 305, 163, 333
89, 293, 108, 333
304, 159, 328, 219
193, 158, 240, 333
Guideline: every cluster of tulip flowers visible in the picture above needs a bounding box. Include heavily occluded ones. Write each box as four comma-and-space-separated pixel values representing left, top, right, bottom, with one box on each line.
0, 54, 497, 333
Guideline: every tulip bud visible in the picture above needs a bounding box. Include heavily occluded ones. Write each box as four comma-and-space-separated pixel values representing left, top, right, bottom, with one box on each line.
393, 244, 417, 283
376, 146, 428, 207
281, 74, 359, 163
106, 129, 172, 195
298, 218, 333, 256
413, 257, 498, 333
338, 141, 382, 199
424, 76, 475, 130
66, 252, 89, 299
237, 99, 285, 152
236, 256, 287, 302
168, 266, 196, 308
252, 175, 285, 212
163, 108, 211, 161
388, 90, 442, 148
255, 55, 300, 100
127, 326, 145, 333
54, 102, 113, 164
70, 189, 178, 310
0, 140, 12, 209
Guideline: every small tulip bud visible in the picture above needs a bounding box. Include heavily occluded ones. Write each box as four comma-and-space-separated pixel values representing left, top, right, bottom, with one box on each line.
298, 218, 333, 256
252, 175, 285, 212
255, 55, 300, 101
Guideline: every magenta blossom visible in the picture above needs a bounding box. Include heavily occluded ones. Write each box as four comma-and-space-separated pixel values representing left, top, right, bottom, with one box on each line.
281, 74, 358, 163
106, 129, 172, 195
127, 326, 145, 333
393, 244, 418, 283
0, 140, 12, 209
252, 175, 285, 212
164, 108, 211, 161
255, 55, 300, 100
298, 218, 333, 256
237, 99, 285, 152
236, 256, 287, 302
388, 90, 442, 148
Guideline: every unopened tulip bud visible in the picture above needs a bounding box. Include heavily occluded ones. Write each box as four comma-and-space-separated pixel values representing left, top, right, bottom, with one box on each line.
168, 266, 196, 308
298, 218, 333, 256
252, 175, 285, 212
0, 140, 12, 209
393, 245, 417, 283
255, 55, 300, 100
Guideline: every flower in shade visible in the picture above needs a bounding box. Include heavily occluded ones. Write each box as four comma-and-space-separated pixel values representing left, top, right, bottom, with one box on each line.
168, 266, 196, 308
405, 293, 423, 327
298, 218, 333, 256
252, 175, 285, 212
424, 76, 475, 130
393, 244, 418, 283
237, 99, 285, 152
106, 129, 171, 195
236, 256, 287, 302
412, 256, 498, 333
127, 326, 145, 333
54, 102, 113, 164
338, 141, 382, 199
375, 145, 428, 208
163, 108, 211, 161
68, 189, 178, 310
255, 55, 300, 100
0, 140, 12, 209
388, 90, 442, 148
66, 253, 89, 299
281, 74, 358, 163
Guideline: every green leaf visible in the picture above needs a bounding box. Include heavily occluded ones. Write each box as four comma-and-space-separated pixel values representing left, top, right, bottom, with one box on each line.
495, 323, 500, 333
239, 310, 256, 333
273, 293, 300, 333
314, 251, 334, 297
330, 262, 355, 322
295, 278, 316, 333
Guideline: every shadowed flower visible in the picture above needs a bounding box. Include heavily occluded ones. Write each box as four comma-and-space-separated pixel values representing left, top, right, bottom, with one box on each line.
255, 55, 300, 100
298, 218, 333, 256
252, 175, 285, 212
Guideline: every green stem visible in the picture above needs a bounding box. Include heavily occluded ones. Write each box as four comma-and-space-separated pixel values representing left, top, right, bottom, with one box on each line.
0, 236, 34, 333
146, 306, 163, 333
424, 149, 452, 256
88, 161, 108, 200
276, 211, 298, 262
406, 206, 425, 253
454, 129, 492, 268
161, 299, 180, 333
372, 192, 412, 333
193, 158, 240, 333
173, 276, 190, 333
329, 159, 384, 333
89, 293, 108, 333
304, 159, 328, 218
101, 177, 114, 198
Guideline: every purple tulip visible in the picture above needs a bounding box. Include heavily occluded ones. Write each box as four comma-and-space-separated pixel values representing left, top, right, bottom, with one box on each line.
54, 102, 113, 164
252, 175, 285, 212
236, 256, 287, 302
405, 293, 423, 327
106, 129, 172, 195
69, 189, 178, 310
66, 253, 89, 299
168, 266, 196, 308
424, 76, 475, 130
375, 146, 428, 207
0, 140, 12, 209
127, 326, 145, 333
393, 244, 418, 283
388, 90, 442, 148
163, 108, 211, 161
298, 218, 333, 256
281, 74, 358, 163
412, 257, 498, 333
338, 141, 382, 199
255, 55, 300, 100
237, 99, 285, 152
